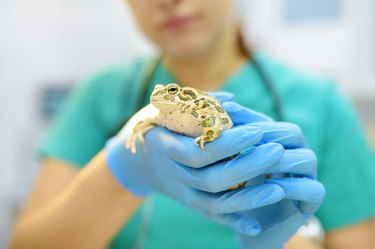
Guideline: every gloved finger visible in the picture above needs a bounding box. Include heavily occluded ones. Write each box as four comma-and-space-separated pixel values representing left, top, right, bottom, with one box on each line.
222, 101, 273, 125
222, 102, 306, 148
190, 183, 285, 214
205, 212, 261, 236
159, 125, 263, 168
252, 122, 306, 149
264, 149, 317, 179
177, 143, 284, 192
208, 91, 235, 103
266, 178, 326, 215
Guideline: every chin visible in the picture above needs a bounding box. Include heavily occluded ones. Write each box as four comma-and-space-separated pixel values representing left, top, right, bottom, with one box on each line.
162, 36, 210, 59
169, 49, 202, 59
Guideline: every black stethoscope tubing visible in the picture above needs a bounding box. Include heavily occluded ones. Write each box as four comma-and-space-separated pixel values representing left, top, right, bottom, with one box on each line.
109, 55, 284, 138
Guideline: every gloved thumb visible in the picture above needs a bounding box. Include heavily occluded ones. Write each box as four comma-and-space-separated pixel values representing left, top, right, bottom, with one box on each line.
208, 91, 235, 103
222, 101, 274, 125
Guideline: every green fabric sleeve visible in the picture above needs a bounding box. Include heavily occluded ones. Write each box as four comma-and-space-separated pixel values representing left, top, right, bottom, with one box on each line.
37, 59, 147, 167
37, 73, 110, 167
316, 84, 375, 231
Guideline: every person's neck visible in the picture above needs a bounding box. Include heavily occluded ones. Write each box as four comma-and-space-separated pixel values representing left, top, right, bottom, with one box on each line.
162, 29, 248, 91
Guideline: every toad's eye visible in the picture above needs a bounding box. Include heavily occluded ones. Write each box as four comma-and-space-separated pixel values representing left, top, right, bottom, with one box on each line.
168, 87, 178, 94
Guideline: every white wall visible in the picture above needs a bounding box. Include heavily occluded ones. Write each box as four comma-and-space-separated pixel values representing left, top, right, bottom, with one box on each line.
243, 0, 375, 99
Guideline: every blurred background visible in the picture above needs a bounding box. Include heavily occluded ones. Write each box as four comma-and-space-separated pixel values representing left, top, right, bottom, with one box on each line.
0, 0, 374, 247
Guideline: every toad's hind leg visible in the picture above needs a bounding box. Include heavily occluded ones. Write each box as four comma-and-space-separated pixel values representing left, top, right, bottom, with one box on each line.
126, 118, 156, 154
194, 116, 224, 150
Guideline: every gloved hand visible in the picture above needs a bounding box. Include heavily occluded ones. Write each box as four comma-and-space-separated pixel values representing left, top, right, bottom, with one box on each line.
105, 118, 286, 233
105, 92, 322, 237
106, 91, 247, 197
220, 102, 326, 249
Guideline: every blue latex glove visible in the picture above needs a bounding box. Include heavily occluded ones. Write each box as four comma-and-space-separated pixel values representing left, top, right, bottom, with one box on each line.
105, 93, 318, 235
220, 102, 326, 249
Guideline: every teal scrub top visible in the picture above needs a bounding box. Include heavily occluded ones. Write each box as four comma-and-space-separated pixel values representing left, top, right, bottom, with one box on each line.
38, 53, 375, 249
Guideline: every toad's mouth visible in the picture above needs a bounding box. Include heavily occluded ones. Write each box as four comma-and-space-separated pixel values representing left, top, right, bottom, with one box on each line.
151, 100, 179, 105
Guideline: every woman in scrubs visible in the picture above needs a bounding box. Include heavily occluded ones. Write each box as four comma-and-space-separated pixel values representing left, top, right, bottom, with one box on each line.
11, 0, 375, 248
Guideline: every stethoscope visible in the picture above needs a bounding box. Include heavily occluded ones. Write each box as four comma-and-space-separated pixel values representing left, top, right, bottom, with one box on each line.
107, 54, 284, 139
110, 55, 324, 248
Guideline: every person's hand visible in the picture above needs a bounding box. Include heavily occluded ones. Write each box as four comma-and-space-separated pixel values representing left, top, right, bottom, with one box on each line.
105, 93, 322, 238
105, 96, 287, 232
220, 102, 326, 249
105, 91, 238, 197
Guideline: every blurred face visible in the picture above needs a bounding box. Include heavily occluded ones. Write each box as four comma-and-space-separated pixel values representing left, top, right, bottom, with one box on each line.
127, 0, 236, 59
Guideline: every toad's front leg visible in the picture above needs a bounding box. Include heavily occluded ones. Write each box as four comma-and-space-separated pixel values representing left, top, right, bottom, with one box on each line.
126, 116, 160, 154
194, 116, 224, 150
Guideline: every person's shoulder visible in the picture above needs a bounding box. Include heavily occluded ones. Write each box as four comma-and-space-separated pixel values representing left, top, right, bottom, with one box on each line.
255, 52, 335, 98
80, 57, 151, 91
67, 56, 157, 110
